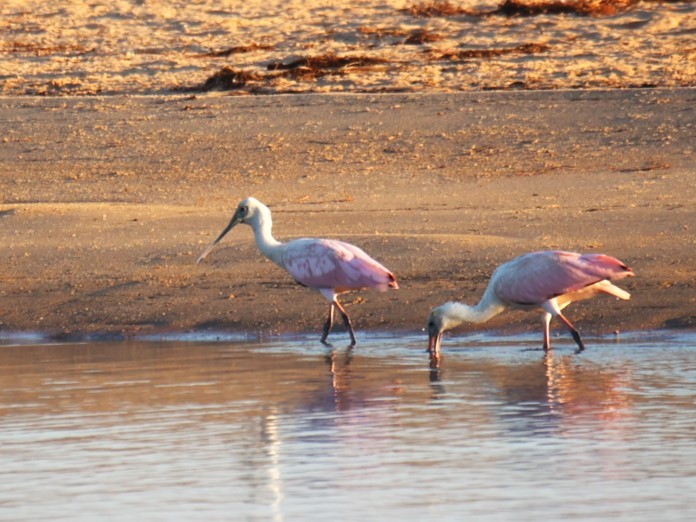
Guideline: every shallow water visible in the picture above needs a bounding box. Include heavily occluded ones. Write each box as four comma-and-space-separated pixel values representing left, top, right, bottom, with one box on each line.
1, 331, 694, 521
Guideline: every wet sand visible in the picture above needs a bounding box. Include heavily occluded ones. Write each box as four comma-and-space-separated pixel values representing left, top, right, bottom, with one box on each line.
1, 89, 694, 340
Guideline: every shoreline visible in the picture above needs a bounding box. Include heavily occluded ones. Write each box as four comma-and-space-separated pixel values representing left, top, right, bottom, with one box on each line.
1, 327, 694, 347
5, 84, 692, 98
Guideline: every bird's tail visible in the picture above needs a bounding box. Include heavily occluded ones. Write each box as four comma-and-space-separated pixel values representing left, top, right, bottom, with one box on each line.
373, 277, 399, 292
599, 281, 631, 300
388, 273, 399, 290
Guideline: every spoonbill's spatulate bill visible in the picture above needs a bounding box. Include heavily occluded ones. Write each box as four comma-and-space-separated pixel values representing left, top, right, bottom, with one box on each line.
197, 197, 398, 345
427, 250, 634, 353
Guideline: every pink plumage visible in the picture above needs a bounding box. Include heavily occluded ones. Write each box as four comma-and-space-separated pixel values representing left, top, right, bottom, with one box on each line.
282, 238, 397, 293
493, 251, 632, 305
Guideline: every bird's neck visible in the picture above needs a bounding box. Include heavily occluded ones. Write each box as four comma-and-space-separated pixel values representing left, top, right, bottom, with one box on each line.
249, 210, 284, 264
443, 289, 505, 329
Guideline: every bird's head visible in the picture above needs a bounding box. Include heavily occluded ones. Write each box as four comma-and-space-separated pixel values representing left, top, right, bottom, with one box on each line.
426, 303, 459, 354
196, 196, 268, 264
232, 197, 265, 225
426, 305, 447, 354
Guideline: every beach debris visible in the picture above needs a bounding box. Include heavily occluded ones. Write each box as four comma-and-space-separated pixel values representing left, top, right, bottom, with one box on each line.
404, 29, 444, 44
0, 42, 94, 56
195, 53, 389, 92
198, 67, 262, 91
357, 27, 443, 45
430, 42, 550, 60
404, 0, 478, 17
405, 0, 640, 18
491, 0, 638, 17
266, 53, 388, 71
197, 43, 274, 58
181, 1, 691, 94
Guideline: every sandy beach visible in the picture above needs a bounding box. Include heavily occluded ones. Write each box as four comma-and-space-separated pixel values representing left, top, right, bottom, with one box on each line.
0, 1, 694, 342
1, 0, 694, 95
1, 89, 694, 340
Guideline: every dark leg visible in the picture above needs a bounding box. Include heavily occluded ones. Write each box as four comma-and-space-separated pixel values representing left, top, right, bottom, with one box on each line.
321, 303, 335, 344
334, 300, 357, 346
557, 313, 585, 352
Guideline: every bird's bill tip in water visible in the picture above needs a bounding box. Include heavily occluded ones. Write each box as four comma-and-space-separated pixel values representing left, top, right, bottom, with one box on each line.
426, 310, 442, 353
195, 215, 241, 264
427, 331, 442, 354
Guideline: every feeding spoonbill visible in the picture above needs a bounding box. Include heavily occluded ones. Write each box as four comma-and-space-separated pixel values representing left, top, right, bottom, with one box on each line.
427, 250, 634, 353
197, 197, 398, 345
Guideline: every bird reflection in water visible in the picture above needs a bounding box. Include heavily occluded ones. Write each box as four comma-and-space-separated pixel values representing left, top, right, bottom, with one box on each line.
427, 350, 447, 399
325, 346, 355, 412
425, 346, 634, 436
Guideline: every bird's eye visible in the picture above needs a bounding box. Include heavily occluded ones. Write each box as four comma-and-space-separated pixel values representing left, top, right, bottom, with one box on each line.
239, 206, 247, 214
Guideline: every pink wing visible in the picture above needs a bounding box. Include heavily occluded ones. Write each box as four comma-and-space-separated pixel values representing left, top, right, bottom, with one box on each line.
493, 250, 633, 305
281, 238, 397, 292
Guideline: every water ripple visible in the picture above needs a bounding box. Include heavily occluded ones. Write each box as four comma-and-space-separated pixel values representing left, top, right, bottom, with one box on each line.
1, 332, 694, 520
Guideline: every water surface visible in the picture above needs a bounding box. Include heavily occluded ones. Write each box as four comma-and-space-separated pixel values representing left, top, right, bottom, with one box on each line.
1, 332, 695, 521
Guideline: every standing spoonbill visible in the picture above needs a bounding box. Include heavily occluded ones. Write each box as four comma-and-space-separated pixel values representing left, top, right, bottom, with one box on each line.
197, 197, 398, 345
427, 250, 634, 353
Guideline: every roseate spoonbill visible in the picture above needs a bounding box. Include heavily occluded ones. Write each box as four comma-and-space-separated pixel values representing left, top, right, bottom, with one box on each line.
197, 197, 398, 345
427, 250, 634, 353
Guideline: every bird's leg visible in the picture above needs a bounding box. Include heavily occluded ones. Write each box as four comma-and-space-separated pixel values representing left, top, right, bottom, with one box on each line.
321, 303, 335, 344
557, 313, 585, 352
542, 312, 552, 351
334, 300, 357, 346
